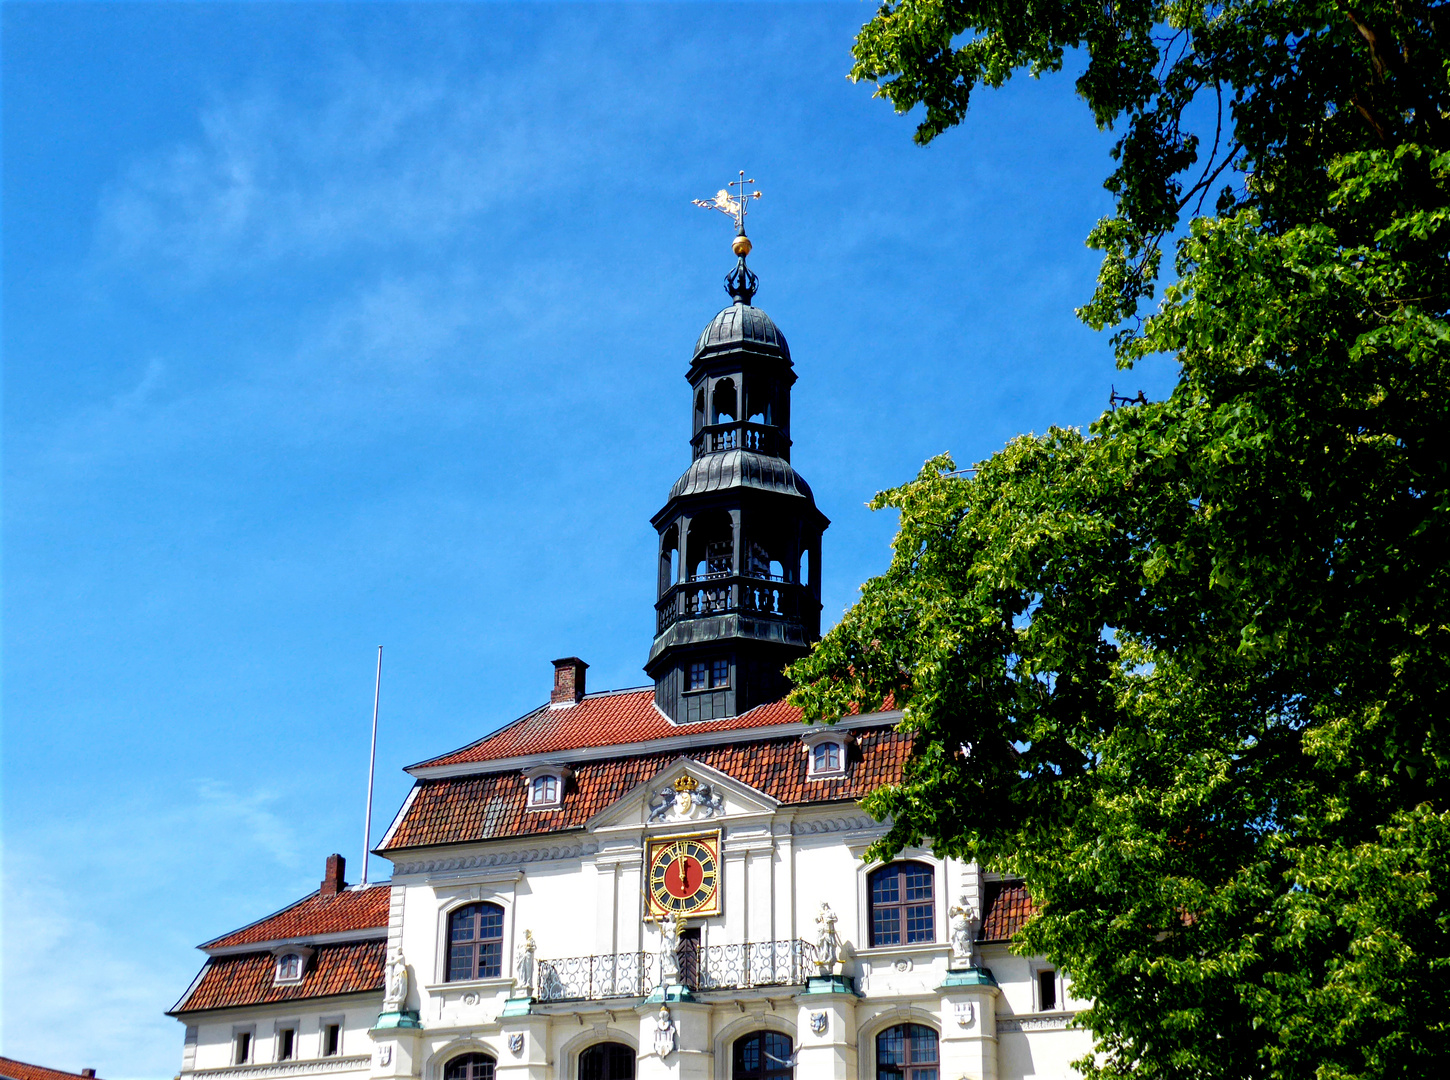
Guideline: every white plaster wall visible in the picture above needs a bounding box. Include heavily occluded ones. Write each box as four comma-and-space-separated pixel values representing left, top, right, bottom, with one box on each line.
181, 996, 379, 1075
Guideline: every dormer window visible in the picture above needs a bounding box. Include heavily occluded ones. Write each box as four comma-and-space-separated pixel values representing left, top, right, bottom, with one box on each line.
803, 730, 853, 779
270, 945, 313, 985
522, 764, 570, 810
813, 741, 841, 774
531, 775, 558, 806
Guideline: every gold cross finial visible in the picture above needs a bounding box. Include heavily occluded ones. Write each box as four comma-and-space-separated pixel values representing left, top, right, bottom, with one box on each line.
694, 170, 762, 244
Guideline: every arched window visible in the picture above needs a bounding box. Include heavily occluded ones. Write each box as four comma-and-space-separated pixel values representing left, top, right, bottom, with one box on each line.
448, 903, 504, 980
869, 862, 935, 946
876, 1025, 937, 1080
579, 1043, 635, 1080
712, 378, 738, 425
275, 952, 301, 981
813, 742, 841, 774
733, 1032, 793, 1080
530, 774, 559, 806
445, 1054, 496, 1080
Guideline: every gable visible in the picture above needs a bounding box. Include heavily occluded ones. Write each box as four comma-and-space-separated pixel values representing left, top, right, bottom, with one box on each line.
585, 756, 779, 830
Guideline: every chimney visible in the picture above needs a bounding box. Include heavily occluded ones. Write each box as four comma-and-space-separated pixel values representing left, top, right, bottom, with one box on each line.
81, 1072, 95, 1078
321, 853, 346, 898
551, 657, 588, 706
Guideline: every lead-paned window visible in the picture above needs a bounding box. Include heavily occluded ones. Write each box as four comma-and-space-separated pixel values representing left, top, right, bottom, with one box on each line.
869, 862, 935, 946
733, 1032, 793, 1080
445, 1054, 496, 1080
448, 902, 504, 980
876, 1025, 938, 1080
579, 1042, 635, 1080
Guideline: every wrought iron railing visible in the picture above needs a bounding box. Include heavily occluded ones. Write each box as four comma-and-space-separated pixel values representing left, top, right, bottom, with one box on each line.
686, 939, 812, 991
536, 951, 654, 1002
535, 940, 813, 1002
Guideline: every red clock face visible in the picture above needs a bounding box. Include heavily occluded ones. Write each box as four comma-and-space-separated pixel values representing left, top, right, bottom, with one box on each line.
647, 834, 721, 916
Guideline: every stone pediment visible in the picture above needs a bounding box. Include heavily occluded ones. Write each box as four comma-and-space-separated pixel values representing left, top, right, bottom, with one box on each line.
586, 756, 779, 831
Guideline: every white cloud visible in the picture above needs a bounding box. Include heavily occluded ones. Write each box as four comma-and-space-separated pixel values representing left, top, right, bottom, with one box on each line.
0, 782, 307, 1077
90, 54, 620, 288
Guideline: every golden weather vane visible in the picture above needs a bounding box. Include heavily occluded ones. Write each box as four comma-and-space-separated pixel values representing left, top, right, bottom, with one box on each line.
694, 170, 762, 256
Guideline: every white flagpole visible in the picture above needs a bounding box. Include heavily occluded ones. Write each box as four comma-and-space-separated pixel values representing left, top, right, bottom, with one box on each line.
362, 646, 382, 886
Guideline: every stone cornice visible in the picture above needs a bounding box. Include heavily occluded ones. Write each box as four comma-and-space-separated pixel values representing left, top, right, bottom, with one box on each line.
185, 1055, 369, 1079
390, 840, 598, 879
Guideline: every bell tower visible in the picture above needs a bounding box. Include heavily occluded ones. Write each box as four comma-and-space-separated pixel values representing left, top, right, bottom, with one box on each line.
646, 176, 829, 722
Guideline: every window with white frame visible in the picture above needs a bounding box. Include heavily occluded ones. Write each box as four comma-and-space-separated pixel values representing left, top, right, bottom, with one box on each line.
531, 774, 559, 806
276, 1024, 298, 1061
523, 764, 568, 809
1037, 968, 1059, 1011
271, 944, 312, 985
803, 730, 851, 778
321, 1018, 343, 1056
232, 1029, 254, 1065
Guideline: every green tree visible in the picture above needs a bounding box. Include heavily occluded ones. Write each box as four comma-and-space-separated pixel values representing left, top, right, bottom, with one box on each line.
789, 4, 1450, 1077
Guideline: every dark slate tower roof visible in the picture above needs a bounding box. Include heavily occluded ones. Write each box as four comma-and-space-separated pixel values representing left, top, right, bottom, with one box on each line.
693, 303, 791, 363
646, 242, 828, 724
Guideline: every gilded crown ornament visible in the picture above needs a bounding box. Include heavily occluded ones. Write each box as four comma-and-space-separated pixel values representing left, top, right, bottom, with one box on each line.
673, 773, 700, 793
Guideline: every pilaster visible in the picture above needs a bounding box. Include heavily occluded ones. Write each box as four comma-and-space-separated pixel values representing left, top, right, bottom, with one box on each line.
637, 995, 713, 1080
796, 982, 859, 1080
497, 1012, 553, 1080
937, 970, 1000, 1080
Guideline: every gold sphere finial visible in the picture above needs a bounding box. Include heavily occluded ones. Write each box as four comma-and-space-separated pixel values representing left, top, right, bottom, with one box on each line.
732, 234, 753, 257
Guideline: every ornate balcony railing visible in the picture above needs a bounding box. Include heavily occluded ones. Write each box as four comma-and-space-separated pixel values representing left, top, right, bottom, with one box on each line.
685, 938, 812, 991
535, 940, 813, 1002
536, 952, 654, 1002
691, 421, 789, 460
656, 577, 802, 632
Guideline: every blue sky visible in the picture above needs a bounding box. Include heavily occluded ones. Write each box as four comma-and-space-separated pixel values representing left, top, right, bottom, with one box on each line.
2, 3, 1176, 1074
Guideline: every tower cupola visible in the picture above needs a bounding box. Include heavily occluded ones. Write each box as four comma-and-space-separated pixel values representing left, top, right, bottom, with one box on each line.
646, 178, 828, 722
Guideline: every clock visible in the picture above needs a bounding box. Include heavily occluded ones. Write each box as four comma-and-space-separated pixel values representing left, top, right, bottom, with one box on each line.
646, 832, 722, 917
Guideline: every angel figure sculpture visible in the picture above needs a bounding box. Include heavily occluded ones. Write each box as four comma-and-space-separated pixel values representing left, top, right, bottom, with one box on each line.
383, 945, 409, 1009
514, 928, 537, 996
657, 911, 687, 985
948, 896, 982, 969
814, 901, 842, 974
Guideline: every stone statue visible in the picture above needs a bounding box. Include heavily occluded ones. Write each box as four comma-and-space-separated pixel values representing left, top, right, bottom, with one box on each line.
948, 896, 982, 968
657, 911, 686, 984
647, 786, 677, 822
653, 1004, 677, 1058
514, 929, 537, 996
696, 783, 726, 818
814, 901, 841, 974
383, 945, 409, 1008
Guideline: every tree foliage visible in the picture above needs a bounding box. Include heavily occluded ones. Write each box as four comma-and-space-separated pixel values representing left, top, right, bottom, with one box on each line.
788, 3, 1450, 1077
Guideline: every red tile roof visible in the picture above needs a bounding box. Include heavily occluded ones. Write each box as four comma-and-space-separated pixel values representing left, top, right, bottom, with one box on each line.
980, 879, 1037, 941
383, 725, 912, 851
202, 885, 390, 949
172, 941, 384, 1014
0, 1058, 103, 1080
416, 690, 807, 768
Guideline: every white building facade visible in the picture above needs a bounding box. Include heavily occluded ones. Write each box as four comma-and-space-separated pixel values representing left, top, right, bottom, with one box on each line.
170, 228, 1090, 1080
